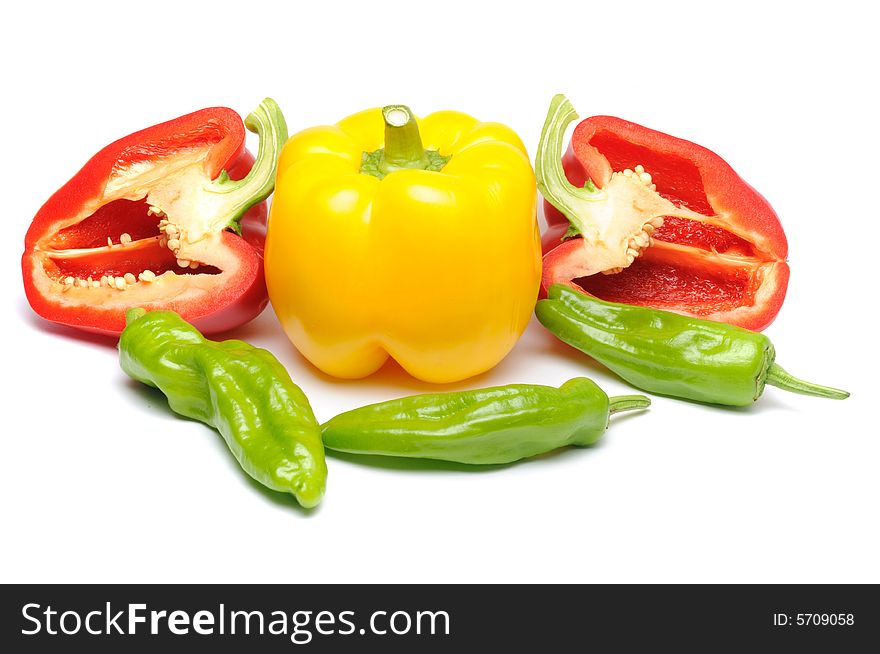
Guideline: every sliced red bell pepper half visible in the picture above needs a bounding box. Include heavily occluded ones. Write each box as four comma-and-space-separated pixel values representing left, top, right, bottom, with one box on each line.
537, 94, 789, 331
22, 98, 287, 335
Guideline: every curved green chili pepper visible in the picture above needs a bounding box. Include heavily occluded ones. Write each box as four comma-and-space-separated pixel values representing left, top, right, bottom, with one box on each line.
321, 377, 649, 465
119, 308, 326, 508
536, 284, 849, 406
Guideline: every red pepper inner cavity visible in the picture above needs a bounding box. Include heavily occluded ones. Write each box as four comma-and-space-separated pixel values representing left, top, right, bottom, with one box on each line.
591, 131, 714, 214
44, 197, 220, 281
570, 131, 766, 311
652, 216, 755, 256
50, 243, 221, 279
51, 198, 160, 250
574, 259, 757, 315
591, 131, 757, 254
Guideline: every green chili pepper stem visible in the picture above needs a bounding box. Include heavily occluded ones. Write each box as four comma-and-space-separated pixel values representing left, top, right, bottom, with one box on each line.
534, 94, 603, 236
210, 97, 289, 234
608, 395, 652, 414
765, 363, 850, 400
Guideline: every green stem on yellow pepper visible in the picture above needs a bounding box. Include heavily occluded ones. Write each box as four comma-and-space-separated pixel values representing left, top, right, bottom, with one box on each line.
360, 104, 450, 180
381, 105, 430, 171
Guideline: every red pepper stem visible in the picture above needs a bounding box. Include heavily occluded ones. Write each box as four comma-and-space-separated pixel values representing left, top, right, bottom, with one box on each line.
608, 395, 652, 415
535, 94, 604, 227
765, 363, 849, 400
209, 98, 288, 233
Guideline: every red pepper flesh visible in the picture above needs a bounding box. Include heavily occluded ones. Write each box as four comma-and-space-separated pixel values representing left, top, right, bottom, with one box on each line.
22, 99, 286, 335
539, 96, 788, 331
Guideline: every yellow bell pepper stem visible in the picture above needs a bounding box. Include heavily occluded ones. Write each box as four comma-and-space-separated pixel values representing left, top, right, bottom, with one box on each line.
360, 104, 451, 180
380, 105, 430, 172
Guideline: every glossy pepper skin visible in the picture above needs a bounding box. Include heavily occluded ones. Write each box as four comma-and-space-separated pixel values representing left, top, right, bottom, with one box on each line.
536, 285, 848, 406
537, 95, 789, 331
266, 104, 541, 383
119, 308, 326, 508
23, 99, 287, 336
321, 377, 649, 465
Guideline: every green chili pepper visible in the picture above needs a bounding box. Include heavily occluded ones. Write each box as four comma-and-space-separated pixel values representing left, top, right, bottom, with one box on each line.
119, 308, 327, 508
320, 377, 649, 465
536, 284, 849, 407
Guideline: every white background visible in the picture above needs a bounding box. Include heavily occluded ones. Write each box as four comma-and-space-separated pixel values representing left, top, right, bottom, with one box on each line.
3, 0, 877, 583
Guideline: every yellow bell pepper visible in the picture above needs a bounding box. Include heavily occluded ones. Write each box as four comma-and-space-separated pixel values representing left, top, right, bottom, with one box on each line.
265, 104, 540, 383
